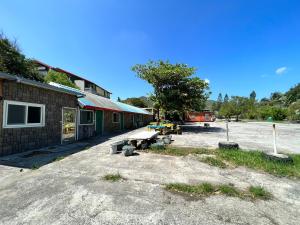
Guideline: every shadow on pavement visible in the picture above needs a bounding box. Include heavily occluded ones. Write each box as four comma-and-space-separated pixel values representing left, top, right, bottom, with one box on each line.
0, 129, 134, 169
181, 124, 225, 133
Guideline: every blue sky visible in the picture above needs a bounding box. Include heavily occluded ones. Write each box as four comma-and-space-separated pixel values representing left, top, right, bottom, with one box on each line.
0, 0, 299, 100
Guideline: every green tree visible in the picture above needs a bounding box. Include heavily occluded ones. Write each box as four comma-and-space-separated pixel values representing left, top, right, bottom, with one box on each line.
117, 97, 122, 102
285, 83, 300, 105
0, 33, 43, 81
122, 97, 147, 108
250, 91, 256, 101
219, 102, 234, 119
224, 94, 229, 103
132, 60, 209, 119
288, 100, 300, 121
44, 70, 79, 89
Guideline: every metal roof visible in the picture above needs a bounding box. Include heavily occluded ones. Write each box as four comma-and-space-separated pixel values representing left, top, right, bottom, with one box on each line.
78, 92, 152, 115
113, 101, 152, 115
0, 72, 84, 97
78, 92, 121, 111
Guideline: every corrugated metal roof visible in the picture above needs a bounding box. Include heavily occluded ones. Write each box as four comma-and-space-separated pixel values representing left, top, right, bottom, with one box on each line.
0, 72, 84, 97
78, 92, 121, 111
78, 92, 152, 115
113, 101, 152, 115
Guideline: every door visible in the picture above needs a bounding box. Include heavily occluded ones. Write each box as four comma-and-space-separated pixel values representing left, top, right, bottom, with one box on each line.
62, 107, 77, 144
96, 110, 103, 135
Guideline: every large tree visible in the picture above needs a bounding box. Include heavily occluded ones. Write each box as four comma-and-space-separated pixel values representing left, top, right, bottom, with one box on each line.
44, 70, 79, 89
0, 33, 43, 81
132, 60, 209, 119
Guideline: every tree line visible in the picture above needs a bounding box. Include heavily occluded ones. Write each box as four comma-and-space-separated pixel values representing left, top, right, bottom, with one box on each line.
212, 87, 300, 121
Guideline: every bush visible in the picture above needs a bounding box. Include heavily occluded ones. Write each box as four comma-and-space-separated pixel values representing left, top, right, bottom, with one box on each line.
44, 70, 79, 89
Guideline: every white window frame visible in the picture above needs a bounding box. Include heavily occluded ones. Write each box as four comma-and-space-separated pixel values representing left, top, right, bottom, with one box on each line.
79, 109, 94, 125
3, 100, 45, 128
112, 112, 120, 123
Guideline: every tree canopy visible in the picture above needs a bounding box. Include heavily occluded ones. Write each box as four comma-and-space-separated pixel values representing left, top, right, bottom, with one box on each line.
0, 33, 43, 81
122, 97, 148, 108
132, 60, 209, 116
44, 70, 79, 89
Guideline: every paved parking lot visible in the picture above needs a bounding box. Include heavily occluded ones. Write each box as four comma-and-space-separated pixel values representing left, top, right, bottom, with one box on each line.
0, 126, 300, 225
173, 121, 300, 153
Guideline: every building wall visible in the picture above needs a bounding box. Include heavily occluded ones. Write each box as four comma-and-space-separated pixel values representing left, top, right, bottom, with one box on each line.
124, 112, 134, 129
78, 125, 95, 140
0, 80, 77, 156
103, 111, 121, 134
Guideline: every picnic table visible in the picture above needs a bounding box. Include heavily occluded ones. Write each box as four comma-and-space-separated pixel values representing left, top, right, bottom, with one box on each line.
128, 131, 160, 141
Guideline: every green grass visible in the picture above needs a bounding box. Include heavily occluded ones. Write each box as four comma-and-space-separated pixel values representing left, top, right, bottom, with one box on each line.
149, 146, 215, 156
103, 173, 124, 182
148, 146, 300, 178
218, 184, 240, 197
248, 186, 272, 200
53, 156, 65, 162
165, 183, 271, 200
217, 149, 300, 178
31, 165, 40, 170
200, 157, 227, 168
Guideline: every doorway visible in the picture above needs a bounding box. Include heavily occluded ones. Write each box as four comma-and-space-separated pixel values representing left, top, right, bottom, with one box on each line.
95, 110, 103, 135
62, 107, 77, 144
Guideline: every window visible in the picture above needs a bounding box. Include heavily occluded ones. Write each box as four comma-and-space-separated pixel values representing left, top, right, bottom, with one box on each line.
3, 100, 45, 128
112, 112, 120, 123
80, 110, 94, 125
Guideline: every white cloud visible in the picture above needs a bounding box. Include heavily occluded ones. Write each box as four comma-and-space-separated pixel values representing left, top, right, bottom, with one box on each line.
204, 78, 210, 84
275, 67, 288, 75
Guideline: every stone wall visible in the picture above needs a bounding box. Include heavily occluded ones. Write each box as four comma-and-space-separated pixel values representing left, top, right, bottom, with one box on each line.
0, 80, 77, 156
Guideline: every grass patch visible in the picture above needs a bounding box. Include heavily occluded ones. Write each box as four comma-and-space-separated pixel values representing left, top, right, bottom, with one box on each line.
165, 183, 272, 200
200, 157, 227, 168
248, 186, 272, 200
148, 146, 300, 178
53, 156, 65, 162
149, 146, 215, 156
218, 184, 240, 197
217, 149, 300, 178
103, 173, 124, 182
31, 165, 40, 170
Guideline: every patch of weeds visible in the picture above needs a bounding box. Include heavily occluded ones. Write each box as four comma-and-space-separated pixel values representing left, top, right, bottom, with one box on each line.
103, 173, 124, 182
165, 183, 214, 197
200, 157, 227, 168
82, 146, 91, 150
217, 149, 300, 178
31, 165, 40, 170
248, 186, 272, 200
149, 147, 215, 156
218, 184, 239, 197
53, 156, 65, 162
165, 183, 272, 200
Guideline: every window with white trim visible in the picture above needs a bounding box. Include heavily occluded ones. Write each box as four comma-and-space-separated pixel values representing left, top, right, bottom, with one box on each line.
3, 100, 45, 128
80, 110, 94, 125
112, 112, 120, 123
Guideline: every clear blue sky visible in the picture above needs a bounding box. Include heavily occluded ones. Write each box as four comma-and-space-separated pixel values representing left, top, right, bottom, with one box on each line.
1, 0, 299, 100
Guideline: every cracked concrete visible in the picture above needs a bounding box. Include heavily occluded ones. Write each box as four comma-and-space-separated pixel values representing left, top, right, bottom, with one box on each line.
0, 125, 300, 225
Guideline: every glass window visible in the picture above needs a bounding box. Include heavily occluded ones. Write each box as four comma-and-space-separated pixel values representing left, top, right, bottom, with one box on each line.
113, 112, 120, 123
4, 101, 45, 128
27, 106, 41, 124
7, 104, 26, 125
80, 110, 94, 124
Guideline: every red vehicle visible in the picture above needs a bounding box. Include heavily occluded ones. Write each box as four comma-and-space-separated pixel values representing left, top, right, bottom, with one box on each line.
185, 111, 216, 122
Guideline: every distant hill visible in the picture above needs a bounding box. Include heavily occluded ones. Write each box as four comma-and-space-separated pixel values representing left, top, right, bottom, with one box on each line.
121, 96, 153, 108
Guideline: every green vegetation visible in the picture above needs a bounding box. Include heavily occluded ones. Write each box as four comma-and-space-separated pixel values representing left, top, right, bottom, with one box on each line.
54, 156, 65, 162
31, 165, 40, 170
148, 147, 300, 178
132, 60, 209, 119
165, 183, 271, 200
199, 157, 227, 168
148, 146, 214, 156
212, 85, 300, 121
103, 173, 124, 182
248, 186, 272, 200
44, 70, 79, 89
0, 33, 43, 81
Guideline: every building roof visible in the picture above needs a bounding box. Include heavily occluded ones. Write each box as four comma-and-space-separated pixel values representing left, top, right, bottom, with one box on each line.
78, 92, 152, 115
33, 60, 112, 94
0, 72, 84, 97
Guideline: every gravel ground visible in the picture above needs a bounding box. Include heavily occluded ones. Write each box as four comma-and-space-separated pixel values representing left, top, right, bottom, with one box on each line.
172, 121, 300, 153
0, 127, 300, 225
